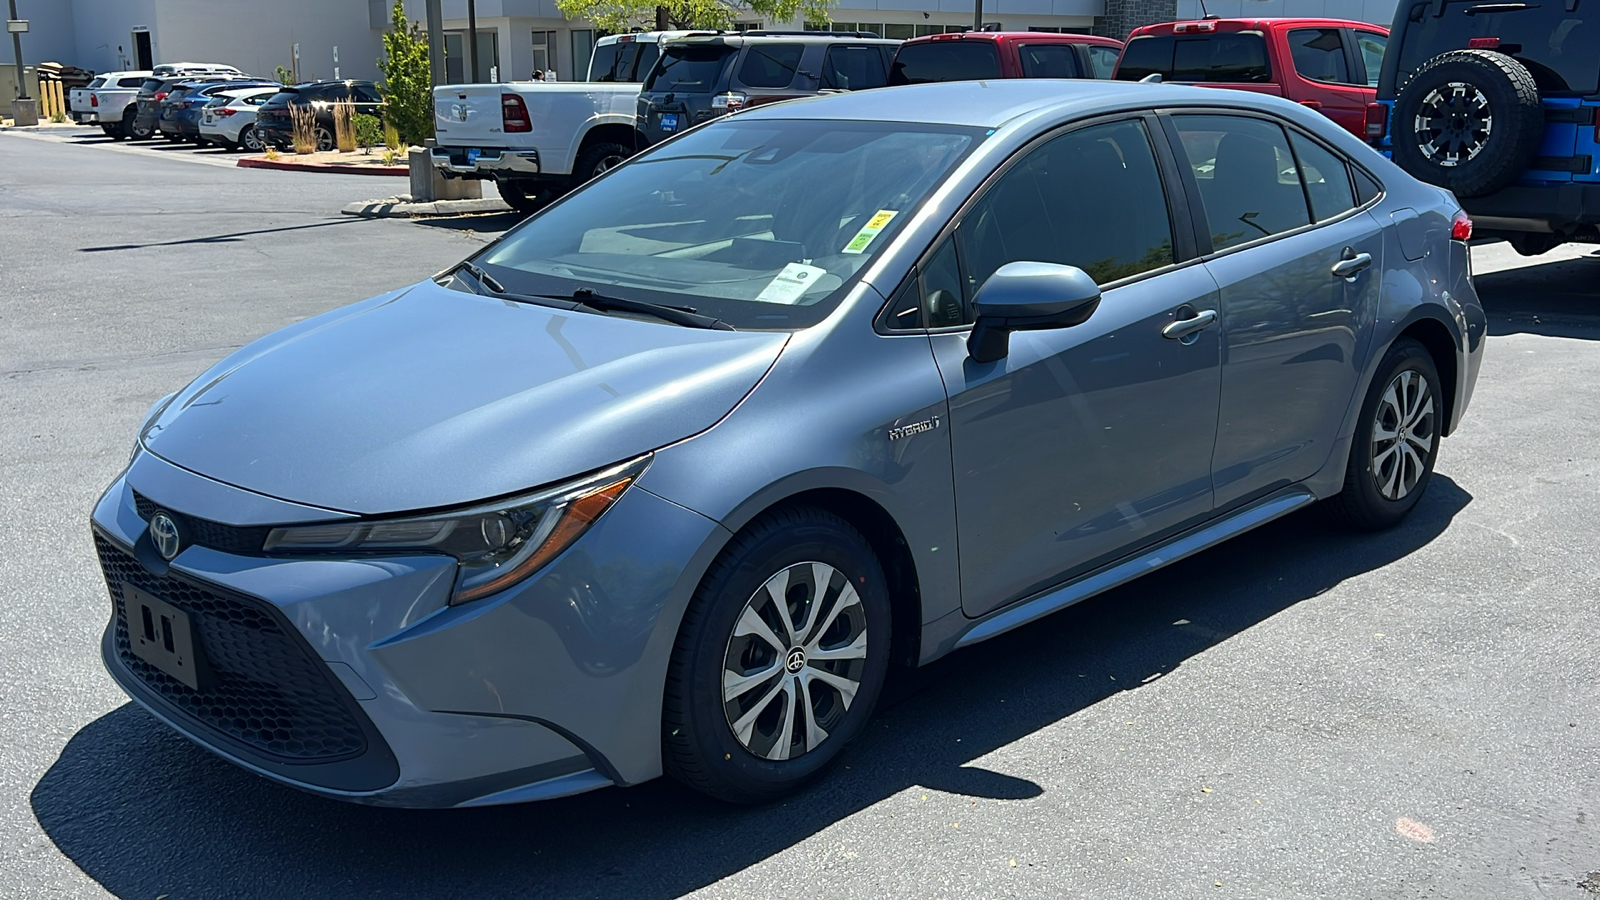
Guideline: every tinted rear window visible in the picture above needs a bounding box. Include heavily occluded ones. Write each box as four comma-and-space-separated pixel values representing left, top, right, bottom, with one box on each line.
139, 79, 163, 94
1393, 1, 1599, 95
889, 40, 1002, 84
262, 91, 295, 108
1116, 32, 1272, 83
118, 76, 147, 88
590, 42, 625, 81
738, 43, 804, 88
645, 45, 735, 92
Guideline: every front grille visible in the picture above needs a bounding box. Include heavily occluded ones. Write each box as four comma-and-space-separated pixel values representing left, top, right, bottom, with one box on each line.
131, 491, 270, 555
96, 533, 368, 763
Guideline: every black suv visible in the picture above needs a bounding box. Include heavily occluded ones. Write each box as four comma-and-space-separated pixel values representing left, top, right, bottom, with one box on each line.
1372, 0, 1599, 255
636, 32, 899, 147
256, 80, 384, 152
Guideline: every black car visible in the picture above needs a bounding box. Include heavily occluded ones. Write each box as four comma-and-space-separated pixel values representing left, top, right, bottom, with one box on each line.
1372, 0, 1600, 254
636, 32, 899, 147
134, 75, 246, 142
256, 80, 384, 152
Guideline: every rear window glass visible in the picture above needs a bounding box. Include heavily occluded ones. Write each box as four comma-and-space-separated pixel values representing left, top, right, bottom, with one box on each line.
589, 42, 625, 81
140, 79, 163, 94
738, 43, 804, 88
1116, 33, 1272, 83
1394, 1, 1599, 95
822, 45, 888, 90
262, 91, 295, 108
88, 77, 107, 89
889, 40, 1002, 84
645, 45, 735, 92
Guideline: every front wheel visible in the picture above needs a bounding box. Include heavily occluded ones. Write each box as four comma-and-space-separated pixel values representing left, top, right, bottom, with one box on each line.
1330, 338, 1443, 531
239, 124, 263, 153
663, 507, 891, 804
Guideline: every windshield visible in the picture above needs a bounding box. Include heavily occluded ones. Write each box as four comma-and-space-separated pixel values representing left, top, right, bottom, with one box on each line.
889, 41, 1001, 84
644, 45, 735, 92
477, 118, 983, 329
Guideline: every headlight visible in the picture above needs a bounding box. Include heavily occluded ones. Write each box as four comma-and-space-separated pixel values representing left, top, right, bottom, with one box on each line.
264, 455, 650, 605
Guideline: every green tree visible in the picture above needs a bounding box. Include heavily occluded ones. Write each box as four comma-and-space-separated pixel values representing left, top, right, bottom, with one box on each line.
376, 0, 433, 146
557, 0, 832, 33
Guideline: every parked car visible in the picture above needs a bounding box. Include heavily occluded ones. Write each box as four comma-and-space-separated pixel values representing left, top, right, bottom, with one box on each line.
198, 87, 280, 151
1368, 1, 1599, 255
636, 32, 901, 147
889, 31, 1123, 84
150, 62, 243, 79
431, 31, 706, 213
164, 80, 278, 144
255, 80, 384, 152
92, 79, 1483, 809
132, 75, 244, 142
1114, 18, 1389, 138
70, 70, 152, 137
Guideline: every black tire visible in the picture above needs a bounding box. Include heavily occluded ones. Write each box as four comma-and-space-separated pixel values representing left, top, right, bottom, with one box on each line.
495, 179, 554, 214
126, 111, 153, 141
574, 141, 632, 184
100, 124, 122, 140
1330, 339, 1443, 531
663, 507, 891, 804
314, 126, 334, 153
1392, 50, 1543, 198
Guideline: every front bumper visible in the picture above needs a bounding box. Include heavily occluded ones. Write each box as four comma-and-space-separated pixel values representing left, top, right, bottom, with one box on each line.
430, 145, 541, 177
91, 451, 724, 806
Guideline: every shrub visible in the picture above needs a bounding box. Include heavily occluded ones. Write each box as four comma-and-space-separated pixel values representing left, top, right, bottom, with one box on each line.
377, 0, 433, 146
290, 106, 319, 154
353, 113, 382, 154
333, 100, 357, 153
382, 119, 403, 151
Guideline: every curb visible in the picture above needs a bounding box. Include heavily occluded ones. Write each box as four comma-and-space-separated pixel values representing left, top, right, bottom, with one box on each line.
238, 156, 409, 176
342, 197, 514, 218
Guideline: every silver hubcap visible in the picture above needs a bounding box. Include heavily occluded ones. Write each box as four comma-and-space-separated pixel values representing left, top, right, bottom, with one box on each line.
594, 154, 623, 175
722, 561, 868, 761
243, 127, 261, 151
1371, 369, 1435, 501
1414, 82, 1492, 168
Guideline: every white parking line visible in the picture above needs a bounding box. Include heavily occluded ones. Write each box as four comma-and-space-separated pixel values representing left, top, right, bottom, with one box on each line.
1, 127, 251, 169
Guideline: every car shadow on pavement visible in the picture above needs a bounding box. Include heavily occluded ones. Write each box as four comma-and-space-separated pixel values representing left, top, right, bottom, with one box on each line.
411, 211, 528, 234
31, 477, 1471, 900
1477, 248, 1600, 340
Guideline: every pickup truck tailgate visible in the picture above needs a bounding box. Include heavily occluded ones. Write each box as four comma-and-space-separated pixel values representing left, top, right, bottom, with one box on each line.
434, 82, 642, 175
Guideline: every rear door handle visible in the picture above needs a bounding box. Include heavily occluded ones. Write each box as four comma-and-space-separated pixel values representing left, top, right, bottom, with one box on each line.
1299, 99, 1323, 110
1332, 251, 1373, 280
1162, 308, 1218, 341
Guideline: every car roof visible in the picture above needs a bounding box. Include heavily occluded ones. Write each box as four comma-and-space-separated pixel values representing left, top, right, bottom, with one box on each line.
1131, 17, 1387, 35
666, 33, 899, 48
737, 78, 1293, 128
898, 31, 1122, 48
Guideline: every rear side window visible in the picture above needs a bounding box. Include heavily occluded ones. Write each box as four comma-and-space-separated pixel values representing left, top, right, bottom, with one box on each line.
1118, 33, 1271, 83
1018, 44, 1080, 78
1394, 1, 1599, 95
1172, 114, 1311, 251
118, 76, 147, 88
1087, 45, 1119, 79
889, 40, 1002, 84
822, 45, 887, 90
1288, 28, 1350, 83
646, 45, 735, 92
738, 43, 804, 89
1353, 32, 1386, 87
354, 85, 382, 103
1286, 131, 1357, 221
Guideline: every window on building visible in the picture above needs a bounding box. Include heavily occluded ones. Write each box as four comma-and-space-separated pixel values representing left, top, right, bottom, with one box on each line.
532, 30, 557, 78
572, 29, 596, 84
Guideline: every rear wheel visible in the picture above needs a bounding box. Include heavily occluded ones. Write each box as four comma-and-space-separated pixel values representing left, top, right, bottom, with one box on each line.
239, 124, 263, 153
574, 141, 631, 184
125, 110, 152, 141
100, 124, 122, 140
1330, 339, 1442, 531
496, 180, 554, 214
663, 507, 891, 804
314, 126, 334, 153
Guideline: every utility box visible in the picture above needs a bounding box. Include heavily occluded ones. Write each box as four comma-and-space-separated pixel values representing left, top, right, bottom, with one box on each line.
0, 65, 40, 104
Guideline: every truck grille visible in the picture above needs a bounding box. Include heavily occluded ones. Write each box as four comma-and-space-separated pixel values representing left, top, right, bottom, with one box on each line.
95, 533, 368, 763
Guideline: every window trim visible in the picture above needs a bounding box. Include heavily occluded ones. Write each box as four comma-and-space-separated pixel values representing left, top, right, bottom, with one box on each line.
1156, 106, 1387, 261
874, 111, 1203, 335
1284, 27, 1354, 87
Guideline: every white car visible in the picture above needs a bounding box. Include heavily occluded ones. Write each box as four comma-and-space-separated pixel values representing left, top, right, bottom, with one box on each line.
71, 70, 152, 136
198, 86, 279, 151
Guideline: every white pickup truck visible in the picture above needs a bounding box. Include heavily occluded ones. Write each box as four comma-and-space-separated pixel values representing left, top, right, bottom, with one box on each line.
431, 31, 697, 212
70, 71, 151, 137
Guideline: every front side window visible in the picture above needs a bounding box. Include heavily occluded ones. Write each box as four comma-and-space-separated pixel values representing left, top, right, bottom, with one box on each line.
958, 118, 1175, 310
889, 40, 1002, 84
738, 43, 804, 89
478, 119, 981, 329
822, 45, 888, 90
1018, 44, 1079, 78
1288, 28, 1350, 84
1172, 115, 1312, 251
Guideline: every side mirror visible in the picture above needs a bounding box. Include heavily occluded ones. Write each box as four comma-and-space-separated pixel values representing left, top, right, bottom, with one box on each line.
966, 262, 1102, 363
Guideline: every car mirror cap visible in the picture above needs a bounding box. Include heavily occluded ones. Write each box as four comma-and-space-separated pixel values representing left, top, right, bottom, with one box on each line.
966, 262, 1102, 363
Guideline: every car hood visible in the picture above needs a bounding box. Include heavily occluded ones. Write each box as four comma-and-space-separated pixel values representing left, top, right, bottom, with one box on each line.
141, 280, 788, 515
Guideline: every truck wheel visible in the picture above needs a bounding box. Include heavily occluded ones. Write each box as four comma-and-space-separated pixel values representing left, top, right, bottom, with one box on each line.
496, 180, 553, 215
101, 124, 123, 140
1392, 50, 1542, 199
574, 141, 632, 184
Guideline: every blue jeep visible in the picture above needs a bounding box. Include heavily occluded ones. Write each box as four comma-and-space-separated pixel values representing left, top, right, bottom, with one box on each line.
1370, 0, 1599, 255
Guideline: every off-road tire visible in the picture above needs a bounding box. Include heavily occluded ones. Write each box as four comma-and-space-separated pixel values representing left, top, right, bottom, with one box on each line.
662, 507, 891, 804
574, 141, 632, 184
1330, 339, 1443, 531
1392, 50, 1543, 198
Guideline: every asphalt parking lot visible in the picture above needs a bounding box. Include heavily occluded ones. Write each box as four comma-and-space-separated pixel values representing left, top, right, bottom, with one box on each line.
3, 128, 1599, 900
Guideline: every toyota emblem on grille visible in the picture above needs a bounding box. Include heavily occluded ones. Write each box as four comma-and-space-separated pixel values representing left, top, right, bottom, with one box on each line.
149, 512, 182, 561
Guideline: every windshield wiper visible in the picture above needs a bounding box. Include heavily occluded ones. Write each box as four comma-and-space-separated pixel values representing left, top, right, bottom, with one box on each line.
445, 260, 507, 295
564, 288, 734, 331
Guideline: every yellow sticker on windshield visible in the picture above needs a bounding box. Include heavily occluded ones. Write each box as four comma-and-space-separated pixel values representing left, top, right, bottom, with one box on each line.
842, 210, 898, 255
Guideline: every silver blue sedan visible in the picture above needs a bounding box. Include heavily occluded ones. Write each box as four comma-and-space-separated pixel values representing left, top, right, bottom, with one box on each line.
92, 79, 1485, 807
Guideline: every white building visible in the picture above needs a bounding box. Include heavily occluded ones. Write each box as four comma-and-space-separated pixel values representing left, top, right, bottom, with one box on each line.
1174, 0, 1397, 26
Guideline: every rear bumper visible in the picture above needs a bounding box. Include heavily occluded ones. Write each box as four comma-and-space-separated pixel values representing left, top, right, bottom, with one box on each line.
72, 110, 99, 124
430, 145, 541, 177
1462, 183, 1600, 234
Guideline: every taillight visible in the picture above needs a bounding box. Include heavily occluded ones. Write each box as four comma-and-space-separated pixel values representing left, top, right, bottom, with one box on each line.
216, 108, 237, 117
1365, 102, 1388, 140
501, 94, 531, 133
1451, 211, 1473, 242
90, 93, 99, 107
154, 91, 167, 101
711, 92, 747, 113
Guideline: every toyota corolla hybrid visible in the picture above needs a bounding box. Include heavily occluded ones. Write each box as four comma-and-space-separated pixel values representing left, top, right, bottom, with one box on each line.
92, 79, 1484, 807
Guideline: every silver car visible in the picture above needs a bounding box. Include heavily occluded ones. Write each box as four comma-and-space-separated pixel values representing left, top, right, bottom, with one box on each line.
91, 80, 1485, 807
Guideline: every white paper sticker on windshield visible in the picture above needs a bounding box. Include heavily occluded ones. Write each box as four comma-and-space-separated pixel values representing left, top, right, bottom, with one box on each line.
842, 210, 898, 255
755, 262, 830, 305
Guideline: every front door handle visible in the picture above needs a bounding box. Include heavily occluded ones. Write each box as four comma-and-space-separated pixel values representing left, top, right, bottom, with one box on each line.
1162, 308, 1218, 341
1299, 99, 1323, 110
1332, 250, 1373, 280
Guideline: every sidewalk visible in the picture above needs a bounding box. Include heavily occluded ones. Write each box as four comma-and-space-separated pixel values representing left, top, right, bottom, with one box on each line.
239, 150, 408, 176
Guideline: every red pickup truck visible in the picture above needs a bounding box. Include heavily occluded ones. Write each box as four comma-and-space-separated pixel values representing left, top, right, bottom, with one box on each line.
1113, 18, 1390, 138
890, 31, 1125, 84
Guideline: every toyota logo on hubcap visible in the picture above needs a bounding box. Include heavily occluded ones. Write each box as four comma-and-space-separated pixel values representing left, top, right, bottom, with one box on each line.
784, 648, 806, 673
149, 512, 182, 561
